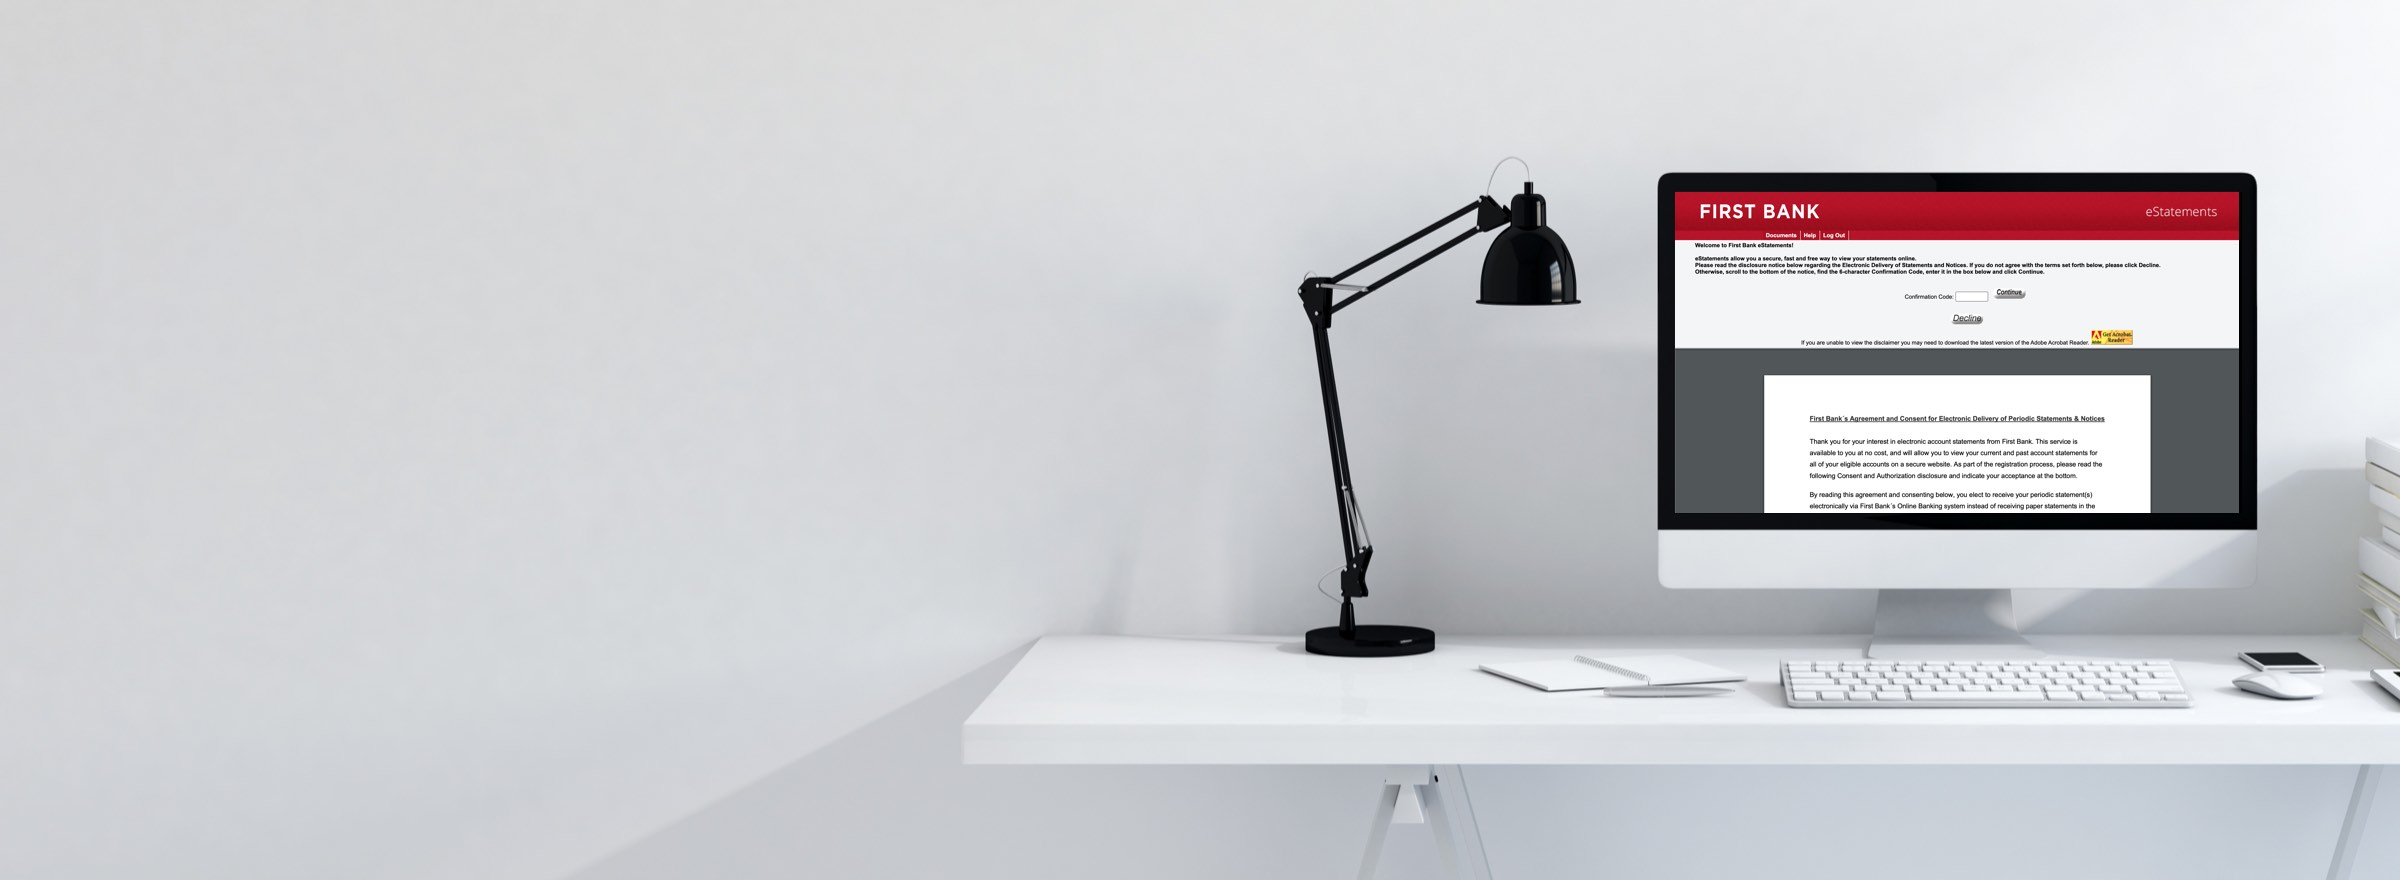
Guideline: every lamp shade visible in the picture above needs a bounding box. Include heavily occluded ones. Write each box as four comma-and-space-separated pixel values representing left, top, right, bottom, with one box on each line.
1478, 185, 1577, 305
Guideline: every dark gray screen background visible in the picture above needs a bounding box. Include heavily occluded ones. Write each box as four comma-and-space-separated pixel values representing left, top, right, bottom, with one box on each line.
1672, 349, 2241, 513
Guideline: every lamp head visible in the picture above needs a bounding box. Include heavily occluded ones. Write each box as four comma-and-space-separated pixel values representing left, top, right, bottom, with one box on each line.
1478, 182, 1578, 305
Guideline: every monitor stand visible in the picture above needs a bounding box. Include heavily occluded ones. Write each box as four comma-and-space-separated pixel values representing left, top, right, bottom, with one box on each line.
1867, 590, 2045, 660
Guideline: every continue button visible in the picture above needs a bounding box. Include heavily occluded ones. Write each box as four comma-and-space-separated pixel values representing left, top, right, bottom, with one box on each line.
2090, 329, 2134, 345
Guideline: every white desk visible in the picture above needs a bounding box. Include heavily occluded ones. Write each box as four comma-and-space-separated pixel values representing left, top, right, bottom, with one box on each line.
966, 634, 2400, 878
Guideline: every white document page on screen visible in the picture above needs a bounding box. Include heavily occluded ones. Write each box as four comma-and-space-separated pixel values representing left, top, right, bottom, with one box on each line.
1763, 375, 2152, 513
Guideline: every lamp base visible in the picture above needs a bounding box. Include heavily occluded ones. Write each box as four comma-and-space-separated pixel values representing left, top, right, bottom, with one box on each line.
1305, 624, 1436, 657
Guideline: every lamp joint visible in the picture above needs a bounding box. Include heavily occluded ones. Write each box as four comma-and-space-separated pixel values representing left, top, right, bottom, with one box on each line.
1299, 276, 1336, 326
1474, 195, 1511, 232
1340, 546, 1373, 598
1340, 568, 1369, 598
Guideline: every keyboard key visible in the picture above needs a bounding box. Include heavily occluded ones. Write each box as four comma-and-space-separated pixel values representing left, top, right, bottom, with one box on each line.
1916, 690, 2047, 701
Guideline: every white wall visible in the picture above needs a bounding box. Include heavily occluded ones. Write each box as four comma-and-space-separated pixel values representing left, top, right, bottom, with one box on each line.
4, 2, 2399, 879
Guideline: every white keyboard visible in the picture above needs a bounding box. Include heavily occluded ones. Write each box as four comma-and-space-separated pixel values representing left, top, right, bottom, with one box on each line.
1781, 659, 2192, 708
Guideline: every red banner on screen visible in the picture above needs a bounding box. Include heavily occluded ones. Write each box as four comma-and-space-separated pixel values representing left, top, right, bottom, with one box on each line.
1673, 192, 2239, 241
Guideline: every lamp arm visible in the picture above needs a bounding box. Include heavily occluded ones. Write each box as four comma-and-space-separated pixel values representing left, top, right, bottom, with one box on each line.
1300, 294, 1374, 617
1295, 194, 1515, 636
1322, 196, 1513, 314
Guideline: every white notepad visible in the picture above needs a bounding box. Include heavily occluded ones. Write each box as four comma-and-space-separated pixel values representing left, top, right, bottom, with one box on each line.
1478, 658, 1644, 692
1574, 654, 1746, 686
1479, 654, 1747, 692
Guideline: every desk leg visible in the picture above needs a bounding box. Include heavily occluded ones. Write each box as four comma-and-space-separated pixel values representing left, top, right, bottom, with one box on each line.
1425, 765, 1494, 880
1359, 765, 1493, 880
2328, 764, 2386, 880
1357, 778, 1403, 880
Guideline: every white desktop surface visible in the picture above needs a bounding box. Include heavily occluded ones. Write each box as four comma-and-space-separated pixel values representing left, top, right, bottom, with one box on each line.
963, 634, 2400, 766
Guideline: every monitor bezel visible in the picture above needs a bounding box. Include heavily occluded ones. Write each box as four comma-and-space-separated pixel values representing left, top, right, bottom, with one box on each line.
1656, 172, 2257, 531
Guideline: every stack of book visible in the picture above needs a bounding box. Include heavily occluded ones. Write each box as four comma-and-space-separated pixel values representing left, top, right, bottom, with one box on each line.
2360, 437, 2400, 664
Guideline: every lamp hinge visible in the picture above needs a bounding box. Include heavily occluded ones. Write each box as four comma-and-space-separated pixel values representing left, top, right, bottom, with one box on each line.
1299, 277, 1335, 326
1475, 195, 1511, 232
1340, 546, 1372, 597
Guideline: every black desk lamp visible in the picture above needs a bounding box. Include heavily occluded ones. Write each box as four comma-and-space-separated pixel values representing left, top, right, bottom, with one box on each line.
1298, 166, 1577, 657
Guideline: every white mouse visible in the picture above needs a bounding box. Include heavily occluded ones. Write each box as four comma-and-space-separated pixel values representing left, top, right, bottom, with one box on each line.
2234, 670, 2322, 700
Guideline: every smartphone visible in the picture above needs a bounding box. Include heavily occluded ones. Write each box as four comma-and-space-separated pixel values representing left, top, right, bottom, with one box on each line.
2239, 651, 2323, 673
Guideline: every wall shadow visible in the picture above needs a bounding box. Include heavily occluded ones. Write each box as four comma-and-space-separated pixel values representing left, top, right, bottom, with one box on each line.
556, 645, 1445, 880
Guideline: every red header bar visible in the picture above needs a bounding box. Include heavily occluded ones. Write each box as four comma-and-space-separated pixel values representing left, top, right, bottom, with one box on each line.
1674, 191, 2239, 241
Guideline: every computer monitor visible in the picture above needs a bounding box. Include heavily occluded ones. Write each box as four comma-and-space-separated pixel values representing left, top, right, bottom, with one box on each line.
1656, 173, 2257, 658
